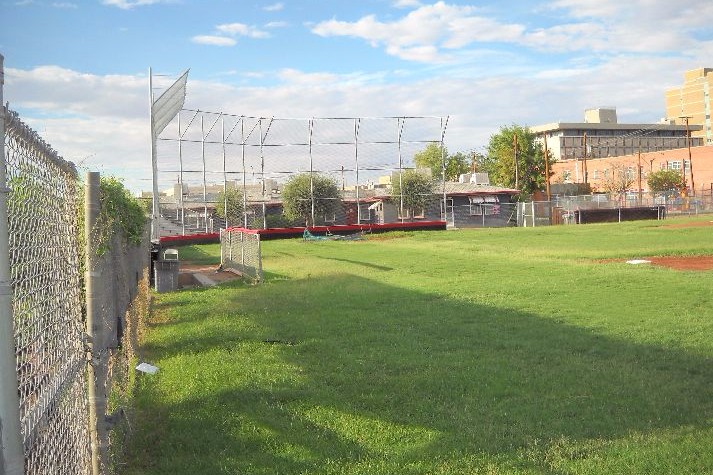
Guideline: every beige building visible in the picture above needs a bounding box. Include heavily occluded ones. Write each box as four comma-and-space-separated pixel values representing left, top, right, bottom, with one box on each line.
531, 108, 701, 166
665, 68, 713, 145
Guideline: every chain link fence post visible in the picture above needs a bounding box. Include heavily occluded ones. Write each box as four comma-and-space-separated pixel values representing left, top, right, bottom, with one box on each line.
85, 171, 106, 475
0, 52, 26, 475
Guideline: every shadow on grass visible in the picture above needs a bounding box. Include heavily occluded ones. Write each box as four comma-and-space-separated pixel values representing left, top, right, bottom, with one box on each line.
129, 274, 713, 474
318, 256, 393, 272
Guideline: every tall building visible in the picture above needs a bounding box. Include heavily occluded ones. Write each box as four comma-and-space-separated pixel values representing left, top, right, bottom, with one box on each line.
665, 68, 713, 145
531, 107, 701, 163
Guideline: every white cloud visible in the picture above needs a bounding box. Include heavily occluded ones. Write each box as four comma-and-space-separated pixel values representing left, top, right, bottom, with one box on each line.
4, 54, 701, 193
311, 2, 526, 62
216, 23, 270, 39
102, 0, 172, 9
52, 2, 77, 8
312, 1, 713, 62
263, 2, 284, 12
393, 0, 422, 8
265, 21, 288, 28
191, 35, 237, 46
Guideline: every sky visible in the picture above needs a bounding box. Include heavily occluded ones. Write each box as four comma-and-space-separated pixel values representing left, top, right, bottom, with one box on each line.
2, 0, 712, 192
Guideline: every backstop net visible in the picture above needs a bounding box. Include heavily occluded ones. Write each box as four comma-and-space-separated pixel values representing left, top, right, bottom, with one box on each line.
153, 113, 449, 236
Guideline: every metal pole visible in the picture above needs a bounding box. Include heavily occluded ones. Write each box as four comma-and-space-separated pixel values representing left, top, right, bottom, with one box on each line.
259, 118, 270, 230
0, 52, 26, 475
309, 118, 315, 227
222, 116, 228, 229
398, 118, 405, 223
354, 119, 361, 223
440, 116, 450, 226
149, 68, 161, 241
201, 114, 208, 233
84, 172, 103, 475
178, 112, 186, 235
513, 133, 519, 189
241, 118, 247, 228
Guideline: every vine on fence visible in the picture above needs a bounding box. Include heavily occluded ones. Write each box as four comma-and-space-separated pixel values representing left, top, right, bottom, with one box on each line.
93, 177, 147, 255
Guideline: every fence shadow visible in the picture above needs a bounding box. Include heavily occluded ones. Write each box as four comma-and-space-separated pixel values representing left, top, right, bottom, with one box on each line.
130, 273, 713, 474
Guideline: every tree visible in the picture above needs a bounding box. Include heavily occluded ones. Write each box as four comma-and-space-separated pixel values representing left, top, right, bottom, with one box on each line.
482, 125, 550, 198
599, 164, 635, 195
647, 169, 685, 194
413, 143, 470, 181
282, 173, 341, 226
215, 186, 244, 227
390, 169, 435, 220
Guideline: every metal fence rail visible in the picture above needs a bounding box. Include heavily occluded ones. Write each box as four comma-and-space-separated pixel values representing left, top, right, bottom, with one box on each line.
220, 228, 263, 281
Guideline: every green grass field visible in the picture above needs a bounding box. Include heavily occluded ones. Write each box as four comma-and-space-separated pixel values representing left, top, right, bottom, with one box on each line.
127, 216, 713, 474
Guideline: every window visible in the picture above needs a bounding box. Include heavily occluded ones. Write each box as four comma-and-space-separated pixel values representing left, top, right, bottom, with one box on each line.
592, 169, 600, 180
397, 207, 411, 220
413, 208, 425, 219
470, 196, 498, 215
563, 170, 571, 182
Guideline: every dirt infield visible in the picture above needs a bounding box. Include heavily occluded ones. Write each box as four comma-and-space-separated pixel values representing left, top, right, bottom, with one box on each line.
645, 256, 713, 271
661, 220, 713, 229
601, 256, 713, 271
178, 263, 242, 287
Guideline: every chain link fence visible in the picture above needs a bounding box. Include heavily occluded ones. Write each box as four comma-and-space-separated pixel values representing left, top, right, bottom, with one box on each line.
220, 228, 262, 281
515, 191, 713, 226
2, 105, 92, 475
1, 61, 149, 475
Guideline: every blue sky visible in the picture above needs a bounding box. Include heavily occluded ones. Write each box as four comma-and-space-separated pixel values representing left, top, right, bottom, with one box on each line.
2, 0, 712, 191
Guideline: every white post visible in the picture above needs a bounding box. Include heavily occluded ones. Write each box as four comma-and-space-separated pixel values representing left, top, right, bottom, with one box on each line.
0, 53, 26, 475
532, 201, 536, 227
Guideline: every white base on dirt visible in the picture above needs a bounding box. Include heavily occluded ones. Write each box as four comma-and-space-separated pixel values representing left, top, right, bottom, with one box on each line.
626, 259, 651, 265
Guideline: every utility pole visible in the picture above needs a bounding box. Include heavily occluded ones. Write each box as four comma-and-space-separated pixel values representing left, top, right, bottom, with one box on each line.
581, 132, 589, 185
513, 133, 519, 189
680, 115, 695, 195
543, 135, 551, 201
637, 139, 642, 205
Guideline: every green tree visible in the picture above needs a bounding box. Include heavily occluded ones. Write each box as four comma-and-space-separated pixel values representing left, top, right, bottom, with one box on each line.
413, 143, 470, 181
282, 173, 341, 226
215, 186, 244, 227
391, 169, 436, 220
483, 125, 550, 198
647, 169, 685, 194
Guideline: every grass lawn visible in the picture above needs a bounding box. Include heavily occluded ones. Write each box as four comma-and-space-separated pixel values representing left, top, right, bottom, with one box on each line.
126, 216, 713, 474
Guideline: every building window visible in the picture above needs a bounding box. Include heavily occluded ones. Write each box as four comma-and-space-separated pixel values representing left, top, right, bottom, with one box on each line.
563, 170, 571, 182
397, 207, 411, 220
592, 170, 600, 180
470, 196, 498, 215
667, 160, 690, 172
